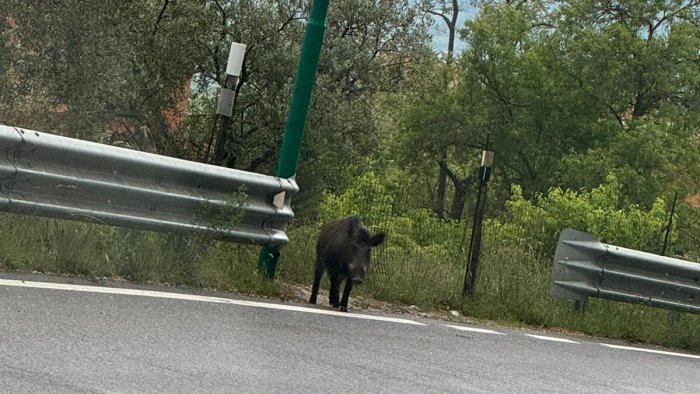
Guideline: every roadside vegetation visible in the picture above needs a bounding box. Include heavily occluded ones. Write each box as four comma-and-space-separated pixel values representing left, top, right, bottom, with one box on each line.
3, 172, 700, 352
2, 0, 700, 352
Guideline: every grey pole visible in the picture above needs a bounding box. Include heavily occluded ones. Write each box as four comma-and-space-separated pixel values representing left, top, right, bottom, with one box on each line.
205, 42, 246, 165
464, 135, 493, 296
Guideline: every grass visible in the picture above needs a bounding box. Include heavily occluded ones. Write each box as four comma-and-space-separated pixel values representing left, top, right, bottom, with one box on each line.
2, 212, 700, 352
0, 213, 284, 297
467, 238, 700, 351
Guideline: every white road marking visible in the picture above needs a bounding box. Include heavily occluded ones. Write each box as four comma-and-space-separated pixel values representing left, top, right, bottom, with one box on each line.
525, 334, 579, 344
0, 279, 424, 326
446, 325, 506, 335
601, 344, 700, 360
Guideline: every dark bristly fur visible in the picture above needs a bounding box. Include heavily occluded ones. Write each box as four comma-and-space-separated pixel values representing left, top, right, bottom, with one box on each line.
308, 216, 386, 312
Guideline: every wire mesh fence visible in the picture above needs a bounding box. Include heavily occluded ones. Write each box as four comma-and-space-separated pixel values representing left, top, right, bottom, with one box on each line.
314, 169, 690, 309
320, 176, 473, 307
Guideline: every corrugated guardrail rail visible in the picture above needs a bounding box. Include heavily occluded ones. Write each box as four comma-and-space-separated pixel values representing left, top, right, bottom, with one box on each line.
0, 125, 298, 246
551, 228, 700, 313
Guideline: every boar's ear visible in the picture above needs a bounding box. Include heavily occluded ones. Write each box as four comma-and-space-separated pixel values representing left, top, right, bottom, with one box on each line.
347, 217, 361, 237
370, 232, 386, 247
347, 216, 370, 240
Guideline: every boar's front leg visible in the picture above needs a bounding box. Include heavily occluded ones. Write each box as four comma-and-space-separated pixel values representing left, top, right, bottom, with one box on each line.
339, 279, 354, 312
329, 274, 341, 308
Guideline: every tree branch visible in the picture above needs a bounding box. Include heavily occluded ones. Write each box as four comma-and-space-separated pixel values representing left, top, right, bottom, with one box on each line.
152, 0, 170, 37
608, 104, 625, 128
425, 10, 453, 29
438, 159, 459, 184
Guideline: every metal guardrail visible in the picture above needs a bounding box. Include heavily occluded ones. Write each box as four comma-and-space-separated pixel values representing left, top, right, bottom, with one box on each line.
551, 228, 700, 313
0, 125, 298, 246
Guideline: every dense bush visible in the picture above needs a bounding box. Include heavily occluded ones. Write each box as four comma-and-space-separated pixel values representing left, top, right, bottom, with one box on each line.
489, 174, 670, 257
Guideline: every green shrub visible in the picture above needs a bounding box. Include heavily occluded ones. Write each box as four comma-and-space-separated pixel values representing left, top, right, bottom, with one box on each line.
0, 213, 114, 275
319, 171, 394, 225
491, 174, 669, 257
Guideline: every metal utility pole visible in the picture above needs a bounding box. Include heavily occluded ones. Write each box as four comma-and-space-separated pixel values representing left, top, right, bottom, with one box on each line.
204, 42, 246, 164
464, 135, 493, 296
258, 0, 330, 278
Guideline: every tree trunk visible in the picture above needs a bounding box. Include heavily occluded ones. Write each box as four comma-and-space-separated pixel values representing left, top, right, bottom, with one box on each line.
434, 154, 448, 218
439, 159, 475, 220
427, 1, 458, 220
450, 179, 469, 220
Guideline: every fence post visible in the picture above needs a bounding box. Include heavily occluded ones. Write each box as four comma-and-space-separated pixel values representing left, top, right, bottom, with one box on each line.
663, 191, 680, 324
464, 135, 493, 296
205, 42, 246, 164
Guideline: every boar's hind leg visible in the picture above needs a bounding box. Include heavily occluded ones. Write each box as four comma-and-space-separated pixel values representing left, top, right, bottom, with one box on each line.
309, 265, 324, 304
339, 280, 354, 312
329, 274, 341, 308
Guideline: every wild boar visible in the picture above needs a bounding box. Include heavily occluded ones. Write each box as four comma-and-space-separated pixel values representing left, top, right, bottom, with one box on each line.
308, 216, 386, 312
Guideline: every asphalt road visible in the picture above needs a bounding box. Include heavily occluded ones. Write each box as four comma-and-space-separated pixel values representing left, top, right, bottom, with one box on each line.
0, 274, 698, 393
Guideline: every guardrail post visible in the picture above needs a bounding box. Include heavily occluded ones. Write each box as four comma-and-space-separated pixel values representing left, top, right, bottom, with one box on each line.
257, 0, 330, 279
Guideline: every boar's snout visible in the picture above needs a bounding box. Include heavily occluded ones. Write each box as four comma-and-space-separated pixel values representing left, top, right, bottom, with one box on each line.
352, 277, 364, 284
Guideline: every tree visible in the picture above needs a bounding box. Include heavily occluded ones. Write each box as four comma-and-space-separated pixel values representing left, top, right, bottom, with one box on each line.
422, 0, 467, 219
388, 58, 486, 220
555, 0, 700, 121
1, 1, 209, 152
389, 0, 700, 218
429, 0, 460, 220
548, 0, 700, 206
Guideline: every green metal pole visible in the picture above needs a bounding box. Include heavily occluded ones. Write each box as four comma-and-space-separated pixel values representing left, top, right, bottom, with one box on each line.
258, 0, 330, 278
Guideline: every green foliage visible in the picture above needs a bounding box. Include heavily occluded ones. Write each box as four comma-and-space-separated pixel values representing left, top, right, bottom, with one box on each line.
368, 238, 464, 308
277, 223, 322, 285
492, 175, 669, 256
1, 0, 209, 151
197, 185, 248, 236
467, 241, 552, 322
175, 94, 217, 161
318, 170, 465, 249
382, 0, 700, 210
470, 235, 700, 351
555, 118, 700, 209
319, 171, 393, 225
1, 0, 432, 217
0, 214, 115, 276
196, 242, 282, 297
107, 230, 208, 284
